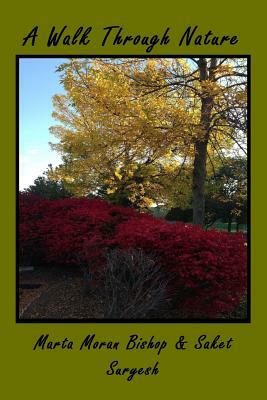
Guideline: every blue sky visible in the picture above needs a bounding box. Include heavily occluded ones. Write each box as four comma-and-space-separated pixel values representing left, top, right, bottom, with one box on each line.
19, 58, 67, 190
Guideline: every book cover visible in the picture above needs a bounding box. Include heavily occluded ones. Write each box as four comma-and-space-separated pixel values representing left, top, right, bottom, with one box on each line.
1, 1, 263, 398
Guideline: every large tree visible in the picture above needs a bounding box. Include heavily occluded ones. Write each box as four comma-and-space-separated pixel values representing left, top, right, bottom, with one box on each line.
50, 59, 194, 209
116, 58, 247, 224
50, 58, 247, 223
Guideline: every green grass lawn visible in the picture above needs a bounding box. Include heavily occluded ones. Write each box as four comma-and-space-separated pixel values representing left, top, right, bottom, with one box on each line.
210, 221, 247, 232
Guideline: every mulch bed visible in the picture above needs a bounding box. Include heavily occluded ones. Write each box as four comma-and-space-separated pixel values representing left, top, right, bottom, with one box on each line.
19, 266, 104, 319
19, 266, 247, 320
19, 266, 176, 320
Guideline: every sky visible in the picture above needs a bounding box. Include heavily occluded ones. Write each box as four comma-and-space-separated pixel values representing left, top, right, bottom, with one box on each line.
19, 58, 67, 190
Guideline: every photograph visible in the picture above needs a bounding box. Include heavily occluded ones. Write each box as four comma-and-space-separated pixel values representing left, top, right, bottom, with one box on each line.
17, 56, 249, 322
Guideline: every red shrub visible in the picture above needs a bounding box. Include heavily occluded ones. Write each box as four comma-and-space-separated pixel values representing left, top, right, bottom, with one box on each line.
19, 194, 137, 266
114, 218, 247, 316
19, 193, 247, 317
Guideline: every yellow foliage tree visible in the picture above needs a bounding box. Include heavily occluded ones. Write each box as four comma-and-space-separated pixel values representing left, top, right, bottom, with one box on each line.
50, 58, 247, 220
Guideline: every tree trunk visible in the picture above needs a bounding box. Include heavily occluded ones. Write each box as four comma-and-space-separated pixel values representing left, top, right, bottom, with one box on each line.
192, 58, 217, 226
228, 216, 232, 232
192, 139, 208, 225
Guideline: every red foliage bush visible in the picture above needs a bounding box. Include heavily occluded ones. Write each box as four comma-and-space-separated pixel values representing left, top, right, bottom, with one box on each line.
114, 217, 247, 316
19, 193, 247, 317
19, 193, 136, 267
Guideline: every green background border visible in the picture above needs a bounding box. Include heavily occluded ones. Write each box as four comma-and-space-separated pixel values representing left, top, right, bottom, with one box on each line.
1, 1, 262, 397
